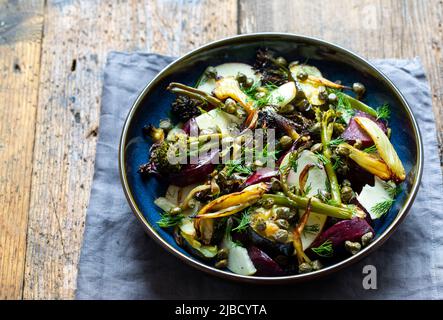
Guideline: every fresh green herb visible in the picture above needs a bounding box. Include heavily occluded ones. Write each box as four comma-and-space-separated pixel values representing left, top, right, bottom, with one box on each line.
232, 211, 251, 233
314, 152, 330, 165
301, 184, 312, 196
303, 224, 320, 234
376, 103, 390, 120
324, 179, 331, 193
385, 182, 402, 198
312, 240, 334, 257
332, 89, 355, 123
332, 157, 344, 170
371, 199, 394, 217
157, 212, 184, 228
363, 145, 378, 154
327, 137, 345, 147
225, 160, 253, 177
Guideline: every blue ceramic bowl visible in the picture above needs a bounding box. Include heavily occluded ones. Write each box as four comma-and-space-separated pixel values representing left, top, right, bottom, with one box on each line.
119, 33, 423, 283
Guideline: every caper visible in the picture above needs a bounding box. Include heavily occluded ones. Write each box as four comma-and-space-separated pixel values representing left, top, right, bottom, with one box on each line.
273, 229, 289, 243
327, 93, 338, 103
274, 206, 291, 219
310, 260, 323, 271
342, 179, 351, 187
310, 142, 323, 154
262, 198, 274, 209
279, 135, 293, 150
276, 56, 288, 66
216, 248, 229, 260
225, 104, 237, 114
205, 66, 217, 79
333, 122, 345, 135
143, 124, 164, 143
255, 218, 267, 232
318, 89, 328, 101
254, 91, 266, 100
341, 186, 355, 203
236, 72, 247, 84
275, 219, 290, 230
279, 103, 295, 114
345, 240, 361, 255
352, 82, 366, 97
336, 144, 350, 157
215, 259, 228, 269
296, 99, 311, 112
336, 164, 349, 176
270, 178, 281, 192
297, 71, 308, 81
353, 139, 363, 149
256, 86, 269, 94
170, 207, 182, 215
361, 232, 374, 247
299, 262, 313, 273
159, 118, 173, 132
224, 98, 237, 114
243, 77, 254, 89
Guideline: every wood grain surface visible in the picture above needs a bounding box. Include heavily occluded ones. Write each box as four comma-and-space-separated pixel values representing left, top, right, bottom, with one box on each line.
0, 0, 441, 299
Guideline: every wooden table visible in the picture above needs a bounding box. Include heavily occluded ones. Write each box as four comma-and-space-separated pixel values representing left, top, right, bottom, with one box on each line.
0, 0, 441, 299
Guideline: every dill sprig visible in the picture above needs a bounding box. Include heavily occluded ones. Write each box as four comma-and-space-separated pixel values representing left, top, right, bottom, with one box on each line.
331, 89, 355, 123
232, 211, 251, 233
376, 103, 390, 120
312, 240, 334, 257
385, 182, 402, 198
332, 157, 344, 171
157, 212, 184, 228
314, 152, 330, 165
303, 224, 320, 234
363, 145, 378, 154
300, 183, 312, 197
371, 199, 394, 217
225, 160, 253, 177
327, 137, 345, 147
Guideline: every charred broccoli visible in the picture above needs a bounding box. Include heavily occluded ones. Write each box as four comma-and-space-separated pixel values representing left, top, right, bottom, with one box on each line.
140, 141, 182, 177
171, 95, 203, 122
254, 49, 293, 86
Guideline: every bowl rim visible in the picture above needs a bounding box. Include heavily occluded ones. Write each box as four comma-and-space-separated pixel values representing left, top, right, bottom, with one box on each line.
118, 32, 423, 284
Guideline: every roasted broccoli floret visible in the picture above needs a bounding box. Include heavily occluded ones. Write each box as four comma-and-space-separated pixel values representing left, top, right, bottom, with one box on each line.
253, 49, 293, 86
171, 95, 203, 122
140, 141, 182, 177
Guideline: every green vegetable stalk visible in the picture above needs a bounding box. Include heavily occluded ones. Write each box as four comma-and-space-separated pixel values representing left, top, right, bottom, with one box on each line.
167, 82, 225, 109
319, 109, 342, 205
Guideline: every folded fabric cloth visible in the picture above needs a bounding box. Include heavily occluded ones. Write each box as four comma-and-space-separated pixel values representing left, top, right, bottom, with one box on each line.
76, 52, 443, 299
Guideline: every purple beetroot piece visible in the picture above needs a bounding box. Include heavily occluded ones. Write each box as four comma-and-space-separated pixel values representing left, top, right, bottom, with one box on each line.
341, 111, 387, 148
247, 246, 285, 276
309, 217, 374, 250
241, 168, 278, 189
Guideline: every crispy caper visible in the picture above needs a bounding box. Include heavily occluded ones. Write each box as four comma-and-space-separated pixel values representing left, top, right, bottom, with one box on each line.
276, 56, 288, 66
224, 98, 237, 114
297, 71, 308, 81
341, 186, 354, 203
318, 88, 328, 101
243, 77, 254, 89
345, 241, 361, 255
342, 179, 351, 187
275, 219, 290, 230
333, 123, 345, 135
216, 248, 229, 260
262, 198, 275, 209
328, 93, 338, 103
170, 207, 182, 215
255, 218, 267, 232
299, 262, 313, 273
361, 232, 374, 247
270, 178, 282, 192
352, 82, 366, 97
236, 72, 247, 84
254, 91, 266, 100
273, 229, 289, 243
279, 135, 293, 150
274, 206, 292, 219
336, 164, 349, 176
336, 144, 350, 157
215, 259, 228, 269
256, 86, 269, 94
205, 66, 217, 79
279, 103, 295, 114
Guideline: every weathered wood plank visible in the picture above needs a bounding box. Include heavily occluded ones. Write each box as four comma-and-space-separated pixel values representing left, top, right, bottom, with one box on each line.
23, 0, 238, 299
239, 0, 443, 163
0, 0, 44, 299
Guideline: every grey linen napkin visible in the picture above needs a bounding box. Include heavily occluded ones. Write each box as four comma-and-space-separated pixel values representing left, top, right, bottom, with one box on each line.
76, 52, 443, 300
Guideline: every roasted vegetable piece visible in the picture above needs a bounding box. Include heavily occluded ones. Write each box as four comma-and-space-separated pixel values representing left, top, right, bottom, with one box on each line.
171, 95, 203, 122
196, 183, 268, 219
253, 48, 293, 85
337, 143, 391, 180
341, 111, 387, 147
354, 116, 406, 182
168, 82, 225, 109
241, 167, 278, 189
309, 217, 374, 253
248, 225, 294, 257
213, 77, 255, 114
247, 246, 285, 276
258, 107, 301, 140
